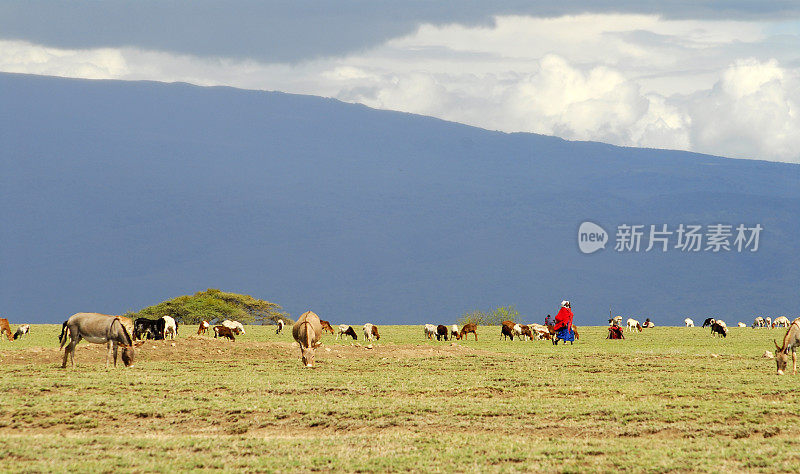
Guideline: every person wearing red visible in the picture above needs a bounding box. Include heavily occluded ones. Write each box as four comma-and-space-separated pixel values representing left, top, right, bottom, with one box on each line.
552, 300, 575, 344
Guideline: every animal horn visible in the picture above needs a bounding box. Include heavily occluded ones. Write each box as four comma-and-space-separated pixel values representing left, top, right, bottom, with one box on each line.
774, 339, 782, 351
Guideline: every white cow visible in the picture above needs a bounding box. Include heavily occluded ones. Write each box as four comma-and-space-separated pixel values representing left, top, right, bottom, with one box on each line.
626, 318, 642, 332
162, 316, 177, 340
765, 317, 772, 328
737, 322, 747, 327
424, 324, 436, 340
450, 325, 459, 340
222, 320, 245, 335
753, 317, 765, 328
530, 324, 550, 340
684, 318, 694, 327
13, 324, 30, 340
363, 323, 375, 342
275, 319, 284, 334
773, 316, 791, 328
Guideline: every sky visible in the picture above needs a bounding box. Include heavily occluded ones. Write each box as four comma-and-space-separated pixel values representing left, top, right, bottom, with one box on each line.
2, 1, 799, 163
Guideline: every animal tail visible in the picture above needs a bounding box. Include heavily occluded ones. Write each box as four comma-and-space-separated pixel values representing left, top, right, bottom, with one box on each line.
58, 321, 69, 348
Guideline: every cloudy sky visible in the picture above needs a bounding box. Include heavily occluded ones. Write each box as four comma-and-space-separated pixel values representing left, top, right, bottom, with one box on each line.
2, 1, 799, 163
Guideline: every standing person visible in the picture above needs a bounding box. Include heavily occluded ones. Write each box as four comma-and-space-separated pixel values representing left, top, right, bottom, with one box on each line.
552, 300, 575, 345
544, 314, 553, 326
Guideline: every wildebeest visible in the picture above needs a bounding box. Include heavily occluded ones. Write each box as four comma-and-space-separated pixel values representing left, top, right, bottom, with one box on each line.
424, 324, 436, 339
275, 319, 285, 334
702, 318, 715, 328
162, 316, 177, 340
222, 320, 245, 335
436, 324, 449, 341
0, 318, 14, 341
198, 320, 210, 335
59, 313, 136, 368
134, 317, 165, 340
710, 320, 727, 337
337, 324, 357, 340
319, 320, 335, 334
458, 323, 477, 341
13, 324, 30, 340
685, 318, 694, 327
293, 311, 323, 367
774, 318, 800, 375
214, 325, 235, 341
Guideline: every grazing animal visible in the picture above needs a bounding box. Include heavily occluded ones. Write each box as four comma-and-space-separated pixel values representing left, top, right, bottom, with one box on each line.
773, 316, 791, 328
436, 324, 449, 341
293, 311, 323, 367
59, 313, 135, 368
710, 321, 727, 337
737, 322, 747, 327
774, 318, 800, 375
530, 324, 551, 340
198, 320, 210, 335
501, 322, 515, 341
514, 324, 534, 341
162, 316, 177, 340
458, 323, 478, 341
685, 318, 694, 327
424, 324, 437, 340
337, 324, 357, 340
134, 317, 165, 340
702, 318, 715, 328
626, 318, 643, 332
450, 325, 459, 340
214, 325, 235, 341
276, 319, 285, 334
642, 319, 654, 328
765, 317, 772, 328
753, 316, 765, 328
13, 324, 30, 340
222, 320, 245, 335
363, 323, 380, 342
319, 320, 335, 334
0, 318, 14, 341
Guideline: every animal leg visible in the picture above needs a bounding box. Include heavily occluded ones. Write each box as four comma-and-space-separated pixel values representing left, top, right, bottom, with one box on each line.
793, 351, 797, 375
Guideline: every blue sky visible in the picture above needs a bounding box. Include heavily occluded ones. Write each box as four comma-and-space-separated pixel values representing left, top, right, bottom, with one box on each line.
1, 1, 799, 162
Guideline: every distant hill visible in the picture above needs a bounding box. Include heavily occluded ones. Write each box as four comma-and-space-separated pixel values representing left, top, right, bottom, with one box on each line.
1, 72, 798, 325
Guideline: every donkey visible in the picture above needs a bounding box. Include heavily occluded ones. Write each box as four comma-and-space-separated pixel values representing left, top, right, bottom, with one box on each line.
293, 311, 323, 367
774, 318, 800, 375
59, 313, 136, 369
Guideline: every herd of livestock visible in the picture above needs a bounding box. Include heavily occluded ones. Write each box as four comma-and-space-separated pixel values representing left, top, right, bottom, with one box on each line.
0, 312, 797, 375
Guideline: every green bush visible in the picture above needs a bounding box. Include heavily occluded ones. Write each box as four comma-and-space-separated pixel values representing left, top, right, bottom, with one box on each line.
458, 305, 521, 326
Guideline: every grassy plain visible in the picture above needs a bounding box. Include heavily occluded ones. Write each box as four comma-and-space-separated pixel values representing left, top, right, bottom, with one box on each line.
0, 323, 798, 472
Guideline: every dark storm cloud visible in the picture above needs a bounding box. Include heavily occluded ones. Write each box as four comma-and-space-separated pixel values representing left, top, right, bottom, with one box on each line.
1, 1, 798, 63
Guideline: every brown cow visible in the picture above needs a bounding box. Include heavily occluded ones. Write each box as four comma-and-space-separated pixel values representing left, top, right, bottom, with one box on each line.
214, 325, 235, 341
501, 321, 516, 341
457, 323, 478, 341
319, 320, 335, 334
0, 318, 14, 341
293, 311, 323, 367
370, 324, 380, 341
198, 320, 210, 335
436, 324, 449, 341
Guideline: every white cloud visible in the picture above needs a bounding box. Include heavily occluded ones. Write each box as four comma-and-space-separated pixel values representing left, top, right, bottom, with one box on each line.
0, 13, 798, 163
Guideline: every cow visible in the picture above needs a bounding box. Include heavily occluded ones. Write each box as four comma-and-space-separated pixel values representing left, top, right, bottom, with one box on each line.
0, 318, 13, 341
59, 313, 136, 368
13, 324, 30, 340
501, 322, 515, 341
685, 318, 695, 327
436, 324, 449, 341
702, 318, 715, 328
773, 316, 791, 328
626, 319, 642, 332
514, 324, 534, 341
198, 320, 210, 335
710, 320, 727, 337
371, 324, 380, 340
530, 323, 551, 340
276, 319, 285, 335
363, 323, 379, 342
222, 320, 245, 335
320, 320, 335, 334
737, 322, 747, 327
774, 318, 800, 375
765, 317, 772, 328
753, 316, 765, 328
457, 323, 478, 341
450, 325, 459, 340
337, 325, 357, 340
134, 317, 165, 340
162, 316, 177, 340
214, 325, 235, 341
424, 324, 437, 340
293, 311, 323, 367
